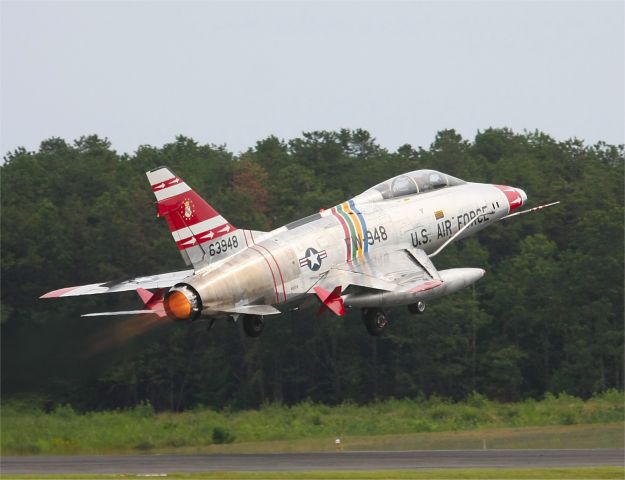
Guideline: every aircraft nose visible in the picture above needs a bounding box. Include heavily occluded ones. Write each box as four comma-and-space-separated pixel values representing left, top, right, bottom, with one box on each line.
493, 185, 526, 213
517, 188, 527, 205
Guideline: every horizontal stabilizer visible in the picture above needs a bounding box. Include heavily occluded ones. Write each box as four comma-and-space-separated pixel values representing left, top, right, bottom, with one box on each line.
81, 288, 168, 318
136, 288, 167, 317
40, 270, 193, 298
81, 310, 159, 317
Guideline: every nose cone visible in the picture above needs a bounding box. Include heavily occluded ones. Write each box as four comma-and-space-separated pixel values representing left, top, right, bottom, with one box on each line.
494, 185, 526, 213
518, 188, 528, 205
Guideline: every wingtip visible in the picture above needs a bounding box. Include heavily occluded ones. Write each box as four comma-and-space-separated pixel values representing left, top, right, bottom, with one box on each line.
40, 287, 76, 299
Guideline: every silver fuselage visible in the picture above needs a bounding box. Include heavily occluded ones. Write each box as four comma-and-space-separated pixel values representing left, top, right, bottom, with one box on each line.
184, 182, 511, 316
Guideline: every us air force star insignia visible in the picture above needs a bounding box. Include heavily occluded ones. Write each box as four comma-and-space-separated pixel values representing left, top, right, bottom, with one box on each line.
298, 247, 328, 271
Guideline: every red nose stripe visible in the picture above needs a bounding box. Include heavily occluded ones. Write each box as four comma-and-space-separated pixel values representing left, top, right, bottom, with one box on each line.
494, 185, 524, 214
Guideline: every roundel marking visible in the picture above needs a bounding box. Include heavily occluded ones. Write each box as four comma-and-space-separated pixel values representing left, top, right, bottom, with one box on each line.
298, 247, 328, 271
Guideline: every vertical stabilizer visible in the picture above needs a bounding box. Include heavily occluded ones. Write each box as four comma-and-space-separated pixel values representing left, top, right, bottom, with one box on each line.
146, 167, 241, 268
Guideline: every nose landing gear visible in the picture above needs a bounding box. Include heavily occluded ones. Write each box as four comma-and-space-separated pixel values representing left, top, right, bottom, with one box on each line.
408, 301, 426, 315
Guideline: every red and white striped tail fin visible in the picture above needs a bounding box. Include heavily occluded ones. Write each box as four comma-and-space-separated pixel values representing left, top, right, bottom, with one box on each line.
146, 167, 241, 268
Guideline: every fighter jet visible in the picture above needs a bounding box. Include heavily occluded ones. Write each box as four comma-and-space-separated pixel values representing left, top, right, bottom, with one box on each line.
41, 167, 558, 336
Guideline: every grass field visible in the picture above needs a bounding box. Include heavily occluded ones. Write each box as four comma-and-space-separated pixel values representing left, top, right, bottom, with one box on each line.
168, 423, 622, 454
2, 468, 624, 479
2, 390, 623, 455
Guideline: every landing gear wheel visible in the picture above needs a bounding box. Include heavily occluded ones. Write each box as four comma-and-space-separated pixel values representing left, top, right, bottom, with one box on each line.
362, 308, 389, 336
408, 301, 426, 315
242, 315, 264, 337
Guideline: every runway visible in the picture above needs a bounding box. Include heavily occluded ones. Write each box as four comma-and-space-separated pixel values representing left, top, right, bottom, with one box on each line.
2, 449, 623, 474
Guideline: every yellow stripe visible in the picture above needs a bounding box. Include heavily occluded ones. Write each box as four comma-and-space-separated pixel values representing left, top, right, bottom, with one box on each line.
342, 202, 365, 257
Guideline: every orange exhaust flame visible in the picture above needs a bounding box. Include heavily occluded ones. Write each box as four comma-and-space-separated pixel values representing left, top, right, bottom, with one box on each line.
165, 291, 192, 320
84, 314, 169, 356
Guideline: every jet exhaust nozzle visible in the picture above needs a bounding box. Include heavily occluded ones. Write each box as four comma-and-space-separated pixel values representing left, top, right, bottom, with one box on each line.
164, 285, 202, 321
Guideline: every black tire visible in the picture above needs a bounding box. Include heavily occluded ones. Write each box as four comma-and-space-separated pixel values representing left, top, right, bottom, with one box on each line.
242, 315, 264, 337
362, 308, 389, 336
408, 301, 426, 315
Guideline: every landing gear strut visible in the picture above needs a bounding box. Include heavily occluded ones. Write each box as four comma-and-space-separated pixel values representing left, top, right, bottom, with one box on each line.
242, 314, 264, 337
408, 301, 426, 315
362, 308, 389, 336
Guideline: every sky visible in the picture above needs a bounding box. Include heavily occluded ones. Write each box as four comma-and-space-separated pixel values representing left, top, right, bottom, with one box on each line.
1, 1, 624, 156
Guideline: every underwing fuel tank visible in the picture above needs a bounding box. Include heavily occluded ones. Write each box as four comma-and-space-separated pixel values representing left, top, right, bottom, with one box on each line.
344, 268, 485, 309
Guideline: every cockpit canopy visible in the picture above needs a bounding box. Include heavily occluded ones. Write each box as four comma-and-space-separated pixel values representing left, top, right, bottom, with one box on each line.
353, 170, 466, 203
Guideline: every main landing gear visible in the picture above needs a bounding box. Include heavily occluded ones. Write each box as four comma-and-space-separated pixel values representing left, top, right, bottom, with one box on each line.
242, 314, 265, 337
408, 301, 426, 315
362, 308, 390, 336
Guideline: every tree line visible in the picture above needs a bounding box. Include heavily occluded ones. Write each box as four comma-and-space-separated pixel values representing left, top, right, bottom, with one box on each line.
1, 128, 623, 411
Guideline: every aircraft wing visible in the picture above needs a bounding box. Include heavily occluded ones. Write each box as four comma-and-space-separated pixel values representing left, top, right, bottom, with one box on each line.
40, 269, 194, 298
318, 247, 441, 294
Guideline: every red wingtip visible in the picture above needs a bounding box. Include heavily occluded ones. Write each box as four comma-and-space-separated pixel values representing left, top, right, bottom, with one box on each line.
40, 286, 77, 298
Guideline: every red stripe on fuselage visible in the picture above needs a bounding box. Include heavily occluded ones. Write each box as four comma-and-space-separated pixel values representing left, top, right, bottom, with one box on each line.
331, 207, 351, 261
255, 243, 287, 303
247, 231, 285, 303
248, 246, 280, 304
